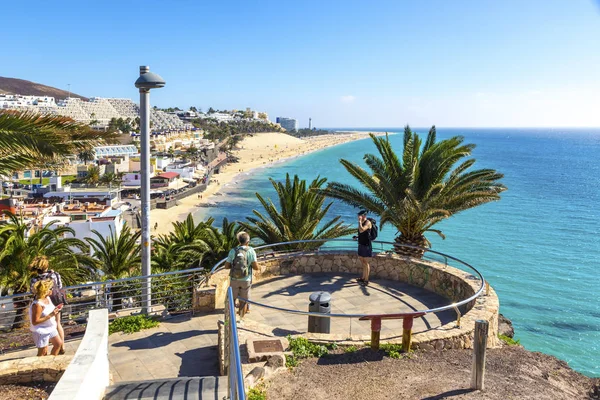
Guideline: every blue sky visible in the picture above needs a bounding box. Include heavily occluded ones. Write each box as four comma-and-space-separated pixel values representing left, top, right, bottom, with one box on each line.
1, 0, 599, 127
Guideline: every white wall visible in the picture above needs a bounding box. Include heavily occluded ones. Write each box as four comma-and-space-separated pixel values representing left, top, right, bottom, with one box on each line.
67, 216, 124, 246
48, 309, 109, 400
165, 166, 195, 179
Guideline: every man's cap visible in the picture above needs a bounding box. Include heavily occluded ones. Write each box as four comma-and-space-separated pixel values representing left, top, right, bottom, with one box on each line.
358, 210, 367, 216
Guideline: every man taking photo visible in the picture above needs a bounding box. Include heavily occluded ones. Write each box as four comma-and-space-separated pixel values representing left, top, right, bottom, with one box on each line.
356, 210, 373, 286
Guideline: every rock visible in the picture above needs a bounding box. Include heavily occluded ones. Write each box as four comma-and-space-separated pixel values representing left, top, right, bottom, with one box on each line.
265, 354, 285, 370
245, 366, 265, 387
498, 313, 515, 338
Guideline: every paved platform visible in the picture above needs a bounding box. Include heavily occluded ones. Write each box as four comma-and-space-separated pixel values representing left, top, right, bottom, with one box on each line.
0, 312, 222, 383
247, 273, 456, 339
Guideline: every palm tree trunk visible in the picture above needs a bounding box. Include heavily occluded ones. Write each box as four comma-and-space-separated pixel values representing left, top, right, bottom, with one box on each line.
11, 299, 30, 330
393, 235, 428, 258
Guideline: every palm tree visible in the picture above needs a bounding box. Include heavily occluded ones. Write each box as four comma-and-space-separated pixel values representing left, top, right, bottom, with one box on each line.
78, 149, 95, 165
86, 225, 141, 280
100, 171, 122, 189
319, 126, 506, 257
0, 211, 92, 327
85, 166, 101, 186
186, 145, 199, 162
85, 225, 141, 310
154, 214, 239, 271
239, 174, 354, 249
167, 147, 175, 159
194, 217, 240, 269
0, 110, 112, 176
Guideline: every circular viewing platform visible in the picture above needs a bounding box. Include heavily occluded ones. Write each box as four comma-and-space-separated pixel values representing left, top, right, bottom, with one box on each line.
205, 240, 500, 350
249, 273, 455, 338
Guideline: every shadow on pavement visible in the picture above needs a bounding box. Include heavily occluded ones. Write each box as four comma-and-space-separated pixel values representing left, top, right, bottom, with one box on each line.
112, 329, 217, 350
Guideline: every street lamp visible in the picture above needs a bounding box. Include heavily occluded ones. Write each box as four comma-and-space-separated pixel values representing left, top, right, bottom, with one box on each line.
135, 66, 165, 314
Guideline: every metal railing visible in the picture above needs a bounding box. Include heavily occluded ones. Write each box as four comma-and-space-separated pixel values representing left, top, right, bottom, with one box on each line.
0, 267, 206, 339
224, 287, 246, 400
206, 238, 484, 321
205, 238, 485, 351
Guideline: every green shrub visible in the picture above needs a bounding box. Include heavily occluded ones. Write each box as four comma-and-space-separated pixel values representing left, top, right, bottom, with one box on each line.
248, 387, 267, 400
499, 334, 521, 346
109, 315, 160, 335
344, 345, 358, 353
285, 355, 298, 368
388, 350, 401, 359
287, 336, 329, 361
379, 343, 412, 358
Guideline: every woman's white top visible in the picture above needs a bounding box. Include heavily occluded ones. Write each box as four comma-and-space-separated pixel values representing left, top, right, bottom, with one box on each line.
29, 298, 57, 335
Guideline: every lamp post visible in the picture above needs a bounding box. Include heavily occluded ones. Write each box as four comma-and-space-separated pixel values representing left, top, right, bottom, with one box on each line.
135, 66, 165, 314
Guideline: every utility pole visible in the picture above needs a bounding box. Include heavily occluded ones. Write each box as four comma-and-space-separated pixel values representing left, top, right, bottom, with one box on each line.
134, 66, 165, 314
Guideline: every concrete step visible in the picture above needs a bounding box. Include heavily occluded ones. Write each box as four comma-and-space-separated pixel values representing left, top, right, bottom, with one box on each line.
103, 376, 228, 400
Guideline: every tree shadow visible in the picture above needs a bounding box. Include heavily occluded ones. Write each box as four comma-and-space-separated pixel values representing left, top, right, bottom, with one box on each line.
175, 347, 220, 377
111, 329, 217, 350
254, 273, 357, 299
421, 388, 476, 399
316, 348, 385, 365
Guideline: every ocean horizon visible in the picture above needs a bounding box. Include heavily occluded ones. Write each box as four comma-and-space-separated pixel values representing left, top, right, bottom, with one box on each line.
196, 127, 600, 377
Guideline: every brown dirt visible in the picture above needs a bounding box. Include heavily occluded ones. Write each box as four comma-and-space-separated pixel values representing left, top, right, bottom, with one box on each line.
266, 346, 600, 400
0, 382, 55, 400
0, 323, 86, 353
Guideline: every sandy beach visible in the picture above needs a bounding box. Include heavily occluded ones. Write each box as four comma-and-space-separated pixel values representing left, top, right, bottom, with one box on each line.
150, 131, 386, 234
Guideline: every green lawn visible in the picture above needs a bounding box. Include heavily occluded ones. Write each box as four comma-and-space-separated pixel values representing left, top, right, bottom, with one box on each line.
18, 174, 77, 185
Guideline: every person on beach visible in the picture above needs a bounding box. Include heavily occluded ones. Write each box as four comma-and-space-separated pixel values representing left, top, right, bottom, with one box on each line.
355, 210, 373, 286
29, 280, 63, 356
223, 232, 259, 317
30, 256, 66, 354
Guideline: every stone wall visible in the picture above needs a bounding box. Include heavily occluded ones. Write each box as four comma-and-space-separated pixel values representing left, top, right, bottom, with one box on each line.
207, 250, 499, 349
0, 355, 71, 384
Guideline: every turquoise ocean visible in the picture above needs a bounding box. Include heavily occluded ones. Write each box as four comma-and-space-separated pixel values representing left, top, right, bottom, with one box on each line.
196, 128, 600, 377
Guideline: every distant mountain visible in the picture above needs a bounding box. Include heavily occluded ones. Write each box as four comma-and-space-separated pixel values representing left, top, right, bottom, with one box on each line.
0, 76, 88, 101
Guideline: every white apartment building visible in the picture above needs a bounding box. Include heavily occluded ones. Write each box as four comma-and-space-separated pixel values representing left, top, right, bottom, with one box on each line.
276, 117, 298, 132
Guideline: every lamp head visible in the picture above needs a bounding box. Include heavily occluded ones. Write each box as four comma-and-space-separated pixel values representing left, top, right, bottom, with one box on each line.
135, 66, 165, 90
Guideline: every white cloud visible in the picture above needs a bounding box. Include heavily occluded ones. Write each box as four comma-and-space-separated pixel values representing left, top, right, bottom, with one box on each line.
340, 95, 356, 104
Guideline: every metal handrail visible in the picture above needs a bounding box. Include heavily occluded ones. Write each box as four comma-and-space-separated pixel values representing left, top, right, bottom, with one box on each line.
0, 265, 207, 302
225, 287, 246, 400
206, 239, 485, 319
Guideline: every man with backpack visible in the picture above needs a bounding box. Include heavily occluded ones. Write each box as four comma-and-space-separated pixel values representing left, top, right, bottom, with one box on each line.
223, 231, 259, 317
355, 210, 378, 286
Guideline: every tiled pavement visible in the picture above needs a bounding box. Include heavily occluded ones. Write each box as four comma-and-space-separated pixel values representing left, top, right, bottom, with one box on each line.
247, 273, 455, 339
0, 312, 222, 383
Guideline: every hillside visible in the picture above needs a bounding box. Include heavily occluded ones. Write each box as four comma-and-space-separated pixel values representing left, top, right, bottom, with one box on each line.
0, 77, 87, 100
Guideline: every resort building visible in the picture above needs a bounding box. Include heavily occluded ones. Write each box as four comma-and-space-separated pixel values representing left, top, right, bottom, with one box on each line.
276, 117, 298, 132
93, 145, 138, 160
41, 202, 125, 249
0, 94, 192, 132
150, 172, 180, 188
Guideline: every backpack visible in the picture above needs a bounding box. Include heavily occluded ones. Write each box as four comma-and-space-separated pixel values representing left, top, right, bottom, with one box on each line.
230, 246, 250, 279
31, 270, 68, 305
368, 218, 378, 241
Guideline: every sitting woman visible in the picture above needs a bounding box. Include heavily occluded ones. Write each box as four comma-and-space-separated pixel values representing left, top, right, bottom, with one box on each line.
29, 280, 63, 356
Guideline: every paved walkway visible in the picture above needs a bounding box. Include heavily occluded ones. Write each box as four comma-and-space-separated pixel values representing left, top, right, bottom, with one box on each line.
0, 272, 457, 390
247, 273, 455, 339
0, 312, 222, 383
